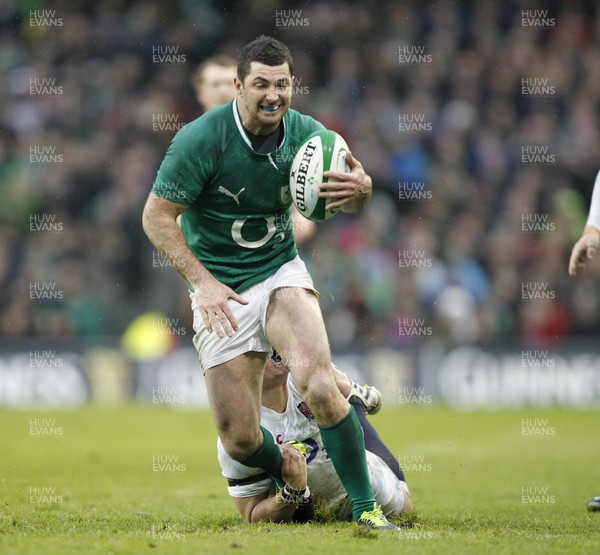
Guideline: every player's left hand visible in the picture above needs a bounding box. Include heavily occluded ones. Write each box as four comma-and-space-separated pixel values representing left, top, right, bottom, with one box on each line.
569, 228, 600, 276
280, 443, 307, 491
320, 151, 372, 212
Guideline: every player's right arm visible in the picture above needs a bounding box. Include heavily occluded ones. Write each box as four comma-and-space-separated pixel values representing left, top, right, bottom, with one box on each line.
233, 489, 296, 523
569, 170, 600, 276
143, 117, 247, 337
142, 194, 247, 337
142, 193, 212, 289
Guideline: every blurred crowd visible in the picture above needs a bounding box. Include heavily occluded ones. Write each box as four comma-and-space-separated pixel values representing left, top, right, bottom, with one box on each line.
1, 0, 599, 348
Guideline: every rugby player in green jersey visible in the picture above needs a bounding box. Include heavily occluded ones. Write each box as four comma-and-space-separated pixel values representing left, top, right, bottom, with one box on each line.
191, 54, 316, 246
142, 36, 396, 530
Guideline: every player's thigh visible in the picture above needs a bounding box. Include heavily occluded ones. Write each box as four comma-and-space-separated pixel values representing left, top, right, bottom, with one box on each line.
266, 288, 349, 424
265, 287, 331, 371
265, 287, 341, 402
205, 351, 266, 448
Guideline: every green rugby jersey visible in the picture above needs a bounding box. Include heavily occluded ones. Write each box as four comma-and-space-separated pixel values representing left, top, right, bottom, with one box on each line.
152, 100, 325, 293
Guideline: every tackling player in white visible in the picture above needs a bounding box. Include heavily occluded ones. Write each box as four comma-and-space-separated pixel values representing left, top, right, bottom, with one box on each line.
218, 353, 413, 523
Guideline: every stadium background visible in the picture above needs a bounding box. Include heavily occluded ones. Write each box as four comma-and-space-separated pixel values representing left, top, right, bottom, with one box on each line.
1, 0, 599, 410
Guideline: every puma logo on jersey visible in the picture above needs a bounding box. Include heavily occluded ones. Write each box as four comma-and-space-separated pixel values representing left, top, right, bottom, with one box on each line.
218, 186, 246, 205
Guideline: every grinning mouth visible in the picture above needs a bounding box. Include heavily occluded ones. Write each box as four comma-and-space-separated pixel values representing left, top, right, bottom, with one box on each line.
260, 105, 281, 112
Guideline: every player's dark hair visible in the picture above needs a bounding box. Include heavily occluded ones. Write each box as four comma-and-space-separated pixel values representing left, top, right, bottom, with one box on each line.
237, 35, 294, 83
271, 350, 283, 365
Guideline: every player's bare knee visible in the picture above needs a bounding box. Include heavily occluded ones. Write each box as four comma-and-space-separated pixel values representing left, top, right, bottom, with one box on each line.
301, 373, 337, 410
221, 430, 261, 462
288, 346, 330, 386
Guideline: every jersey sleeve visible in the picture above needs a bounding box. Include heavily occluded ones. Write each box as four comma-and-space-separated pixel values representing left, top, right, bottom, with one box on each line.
152, 116, 220, 205
217, 437, 273, 498
586, 170, 600, 231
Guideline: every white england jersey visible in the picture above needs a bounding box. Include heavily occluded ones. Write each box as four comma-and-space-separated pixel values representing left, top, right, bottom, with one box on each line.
217, 375, 408, 517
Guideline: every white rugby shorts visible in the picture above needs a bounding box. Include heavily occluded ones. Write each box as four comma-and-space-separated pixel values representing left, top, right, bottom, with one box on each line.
190, 256, 316, 372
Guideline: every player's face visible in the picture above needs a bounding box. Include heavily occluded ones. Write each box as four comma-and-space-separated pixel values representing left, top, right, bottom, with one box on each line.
197, 64, 237, 111
263, 355, 290, 385
235, 62, 292, 135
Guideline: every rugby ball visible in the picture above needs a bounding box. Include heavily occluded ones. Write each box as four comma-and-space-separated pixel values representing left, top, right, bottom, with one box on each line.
289, 130, 350, 221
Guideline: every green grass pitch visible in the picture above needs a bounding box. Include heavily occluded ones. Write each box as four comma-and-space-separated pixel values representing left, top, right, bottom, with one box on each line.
1, 404, 599, 554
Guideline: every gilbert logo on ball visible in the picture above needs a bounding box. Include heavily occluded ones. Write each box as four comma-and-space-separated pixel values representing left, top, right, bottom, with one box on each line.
289, 130, 350, 221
